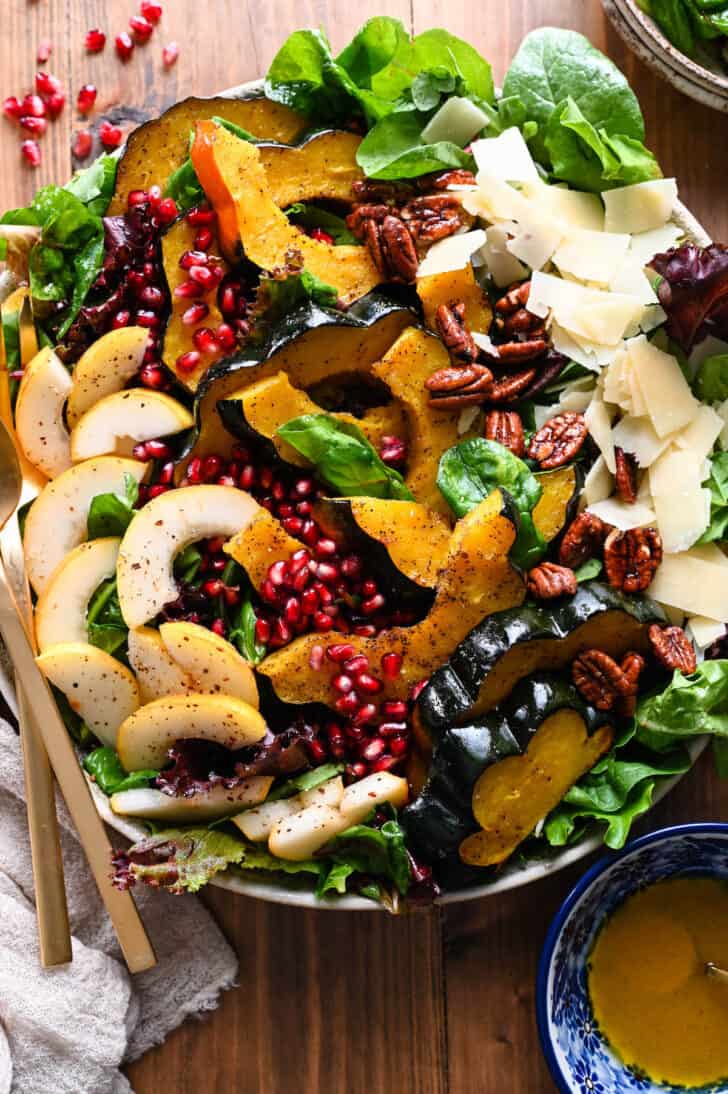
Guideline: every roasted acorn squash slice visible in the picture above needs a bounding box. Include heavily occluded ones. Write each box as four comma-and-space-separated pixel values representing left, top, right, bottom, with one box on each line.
402, 673, 615, 876
109, 91, 308, 214
258, 129, 363, 209
257, 489, 526, 705
191, 122, 379, 305
417, 265, 492, 334
417, 580, 667, 737
533, 464, 581, 542
225, 508, 303, 592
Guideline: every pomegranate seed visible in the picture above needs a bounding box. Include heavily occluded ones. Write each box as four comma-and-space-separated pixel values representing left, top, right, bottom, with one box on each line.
390, 736, 409, 757
145, 440, 172, 460
271, 480, 287, 502
379, 435, 407, 467
239, 465, 256, 490
316, 562, 339, 584
301, 587, 319, 614
45, 92, 66, 117
147, 484, 170, 498
409, 679, 428, 702
140, 285, 164, 309
99, 120, 123, 148
353, 703, 378, 726
290, 548, 311, 570
21, 140, 41, 167
327, 643, 356, 663
348, 761, 368, 780
206, 536, 226, 553
174, 280, 204, 300
335, 692, 360, 715
220, 285, 238, 316
22, 94, 46, 118
301, 522, 319, 547
314, 611, 335, 632
309, 643, 324, 670
73, 129, 93, 159
3, 97, 23, 121
294, 477, 314, 497
291, 566, 311, 593
353, 624, 377, 638
267, 561, 288, 587
315, 538, 338, 558
255, 618, 271, 645
211, 618, 226, 638
356, 672, 383, 695
176, 350, 200, 373
130, 14, 154, 41
194, 227, 213, 251
35, 72, 62, 97
274, 617, 291, 645
181, 302, 209, 326
85, 28, 106, 52
128, 269, 148, 292
115, 32, 135, 60
128, 189, 149, 207
187, 204, 215, 226
135, 310, 159, 328
140, 364, 166, 388
332, 673, 354, 695
381, 652, 403, 679
361, 737, 385, 762
340, 555, 362, 579
310, 227, 335, 245
361, 593, 386, 616
133, 442, 149, 460
314, 582, 333, 605
216, 322, 236, 351
37, 40, 53, 63
371, 755, 399, 773
203, 579, 224, 597
282, 516, 304, 536
76, 84, 97, 114
344, 654, 369, 675
20, 116, 47, 136
159, 462, 175, 484
157, 197, 178, 223
380, 721, 408, 738
259, 467, 273, 490
162, 41, 179, 67
141, 1, 163, 23
193, 327, 220, 354
383, 700, 408, 720
209, 556, 227, 572
180, 249, 209, 270
202, 455, 222, 480
284, 597, 302, 624
111, 309, 131, 329
189, 265, 221, 288
362, 579, 378, 597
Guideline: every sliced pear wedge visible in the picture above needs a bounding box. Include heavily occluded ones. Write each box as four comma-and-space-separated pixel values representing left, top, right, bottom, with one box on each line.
15, 346, 73, 479
37, 641, 140, 748
110, 779, 272, 823
66, 326, 149, 428
127, 626, 194, 703
339, 772, 409, 825
268, 803, 350, 861
70, 389, 193, 462
24, 456, 147, 595
159, 620, 259, 707
117, 485, 259, 628
35, 537, 120, 652
232, 799, 301, 842
116, 692, 267, 770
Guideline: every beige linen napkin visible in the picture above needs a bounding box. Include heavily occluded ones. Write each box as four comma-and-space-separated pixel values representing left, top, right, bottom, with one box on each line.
0, 719, 238, 1094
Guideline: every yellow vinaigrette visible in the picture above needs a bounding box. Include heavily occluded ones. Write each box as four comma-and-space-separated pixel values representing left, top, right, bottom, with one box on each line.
589, 877, 728, 1088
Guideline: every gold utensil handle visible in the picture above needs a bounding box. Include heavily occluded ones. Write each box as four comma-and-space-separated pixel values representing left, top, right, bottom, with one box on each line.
0, 563, 156, 973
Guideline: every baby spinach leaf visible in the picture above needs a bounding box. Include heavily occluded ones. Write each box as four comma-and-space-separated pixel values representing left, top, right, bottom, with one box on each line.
574, 558, 603, 582
173, 543, 203, 584
83, 747, 158, 795
316, 861, 356, 897
324, 808, 411, 895
635, 659, 728, 743
278, 413, 414, 500
65, 155, 118, 217
86, 577, 128, 659
165, 158, 204, 212
694, 353, 728, 402
336, 16, 410, 97
227, 592, 267, 665
86, 473, 138, 539
285, 203, 359, 245
544, 97, 660, 192
650, 0, 696, 54
257, 265, 339, 321
356, 109, 475, 180
437, 437, 546, 568
698, 452, 728, 544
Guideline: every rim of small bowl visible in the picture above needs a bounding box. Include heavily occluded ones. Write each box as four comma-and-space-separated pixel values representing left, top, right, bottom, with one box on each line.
536, 821, 728, 1094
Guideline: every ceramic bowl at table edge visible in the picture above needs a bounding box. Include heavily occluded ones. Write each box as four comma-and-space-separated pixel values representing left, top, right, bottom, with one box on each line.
603, 0, 728, 113
536, 822, 728, 1094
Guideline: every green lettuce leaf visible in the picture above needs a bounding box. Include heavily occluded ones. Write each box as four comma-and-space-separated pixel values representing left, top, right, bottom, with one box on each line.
65, 155, 118, 217
285, 203, 359, 245
86, 577, 128, 659
267, 763, 344, 801
697, 452, 728, 544
650, 0, 696, 54
545, 779, 658, 849
356, 109, 475, 180
324, 807, 411, 895
227, 591, 267, 665
635, 660, 728, 742
278, 413, 414, 500
257, 266, 338, 322
436, 437, 546, 568
83, 747, 157, 794
86, 473, 138, 539
695, 354, 728, 402
574, 558, 603, 582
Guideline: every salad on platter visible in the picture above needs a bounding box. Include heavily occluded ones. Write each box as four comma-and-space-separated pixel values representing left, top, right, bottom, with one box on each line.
637, 0, 728, 71
3, 20, 728, 909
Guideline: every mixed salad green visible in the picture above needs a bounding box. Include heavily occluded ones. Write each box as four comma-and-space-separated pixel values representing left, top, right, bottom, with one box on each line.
639, 0, 728, 69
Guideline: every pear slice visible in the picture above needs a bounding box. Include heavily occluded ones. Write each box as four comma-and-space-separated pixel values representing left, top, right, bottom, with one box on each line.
127, 626, 194, 703
66, 326, 149, 428
37, 641, 140, 748
231, 798, 302, 842
268, 803, 350, 861
15, 346, 73, 479
110, 778, 273, 823
159, 620, 259, 707
24, 456, 147, 595
116, 485, 260, 628
70, 389, 193, 462
339, 772, 409, 825
35, 537, 120, 652
116, 692, 267, 770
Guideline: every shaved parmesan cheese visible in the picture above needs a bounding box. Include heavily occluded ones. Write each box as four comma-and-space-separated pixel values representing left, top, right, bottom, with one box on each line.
527, 272, 644, 346
471, 331, 499, 355
506, 211, 564, 270
416, 230, 486, 278
612, 416, 673, 467
675, 404, 724, 461
649, 553, 728, 622
550, 323, 602, 373
603, 349, 632, 408
587, 497, 656, 530
457, 406, 481, 435
602, 179, 678, 234
553, 229, 630, 285
463, 173, 533, 224
534, 404, 557, 429
649, 447, 711, 552
630, 222, 683, 267
626, 335, 698, 437
608, 258, 658, 305
521, 179, 604, 231
421, 97, 490, 147
687, 543, 728, 567
585, 386, 616, 473
476, 225, 528, 287
583, 455, 614, 506
639, 303, 668, 334
559, 381, 596, 414
687, 616, 726, 649
471, 128, 540, 183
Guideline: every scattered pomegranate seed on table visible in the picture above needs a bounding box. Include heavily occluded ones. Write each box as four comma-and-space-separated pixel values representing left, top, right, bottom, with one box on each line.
162, 42, 179, 67
21, 139, 41, 167
22, 94, 46, 118
3, 97, 23, 121
129, 15, 154, 43
141, 1, 163, 22
37, 40, 53, 64
85, 28, 106, 53
98, 120, 123, 148
76, 84, 97, 115
115, 32, 135, 61
35, 71, 62, 97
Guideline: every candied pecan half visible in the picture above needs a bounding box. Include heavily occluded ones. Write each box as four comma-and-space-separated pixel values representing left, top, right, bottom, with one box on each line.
426, 362, 492, 393
484, 409, 525, 456
495, 280, 531, 314
346, 203, 390, 238
429, 168, 477, 190
559, 512, 610, 569
572, 649, 643, 712
615, 652, 647, 717
527, 562, 577, 599
528, 412, 588, 469
352, 179, 414, 204
494, 307, 542, 336
648, 624, 697, 675
400, 194, 468, 243
496, 337, 549, 365
436, 301, 479, 363
615, 447, 638, 505
604, 527, 663, 594
381, 215, 419, 282
483, 366, 538, 404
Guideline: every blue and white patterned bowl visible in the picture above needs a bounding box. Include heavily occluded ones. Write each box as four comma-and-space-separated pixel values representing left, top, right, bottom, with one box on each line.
537, 823, 728, 1094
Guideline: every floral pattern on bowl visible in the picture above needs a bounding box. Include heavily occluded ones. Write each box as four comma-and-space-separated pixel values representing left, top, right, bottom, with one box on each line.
537, 824, 728, 1094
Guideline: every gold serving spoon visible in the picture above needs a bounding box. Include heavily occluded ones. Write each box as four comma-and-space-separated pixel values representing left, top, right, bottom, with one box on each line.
706, 963, 728, 984
0, 416, 156, 973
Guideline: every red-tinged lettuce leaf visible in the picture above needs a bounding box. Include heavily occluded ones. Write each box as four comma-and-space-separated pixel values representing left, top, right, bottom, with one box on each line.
112, 829, 246, 893
651, 242, 728, 350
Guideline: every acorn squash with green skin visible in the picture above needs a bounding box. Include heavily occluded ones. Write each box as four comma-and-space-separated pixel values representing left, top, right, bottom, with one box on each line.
401, 672, 616, 879
257, 129, 364, 209
109, 90, 308, 215
533, 464, 582, 543
417, 581, 667, 739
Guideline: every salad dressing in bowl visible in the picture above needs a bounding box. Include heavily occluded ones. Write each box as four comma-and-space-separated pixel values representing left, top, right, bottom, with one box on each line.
589, 876, 728, 1088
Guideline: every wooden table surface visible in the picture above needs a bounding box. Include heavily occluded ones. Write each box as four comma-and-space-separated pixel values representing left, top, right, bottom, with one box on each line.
2, 1, 727, 1090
